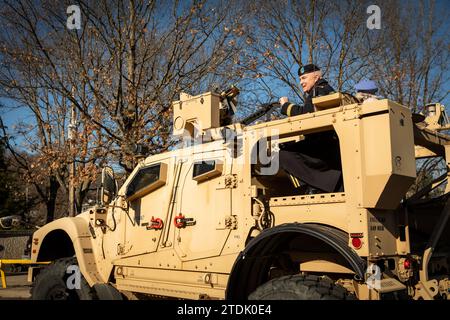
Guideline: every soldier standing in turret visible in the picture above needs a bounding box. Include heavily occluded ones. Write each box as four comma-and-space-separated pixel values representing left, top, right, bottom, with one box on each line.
277, 64, 343, 194
279, 64, 335, 115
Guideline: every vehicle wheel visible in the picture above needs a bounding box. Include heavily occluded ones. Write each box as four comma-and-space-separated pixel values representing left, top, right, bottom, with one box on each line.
31, 257, 95, 300
248, 274, 356, 300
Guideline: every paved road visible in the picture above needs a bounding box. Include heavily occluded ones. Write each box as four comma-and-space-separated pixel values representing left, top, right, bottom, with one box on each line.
0, 274, 31, 300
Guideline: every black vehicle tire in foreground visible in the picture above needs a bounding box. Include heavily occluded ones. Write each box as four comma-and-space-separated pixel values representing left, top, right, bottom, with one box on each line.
248, 274, 356, 300
31, 257, 95, 300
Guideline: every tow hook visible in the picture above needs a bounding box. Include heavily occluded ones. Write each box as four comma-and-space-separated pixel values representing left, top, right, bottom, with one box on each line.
174, 214, 196, 228
146, 217, 164, 230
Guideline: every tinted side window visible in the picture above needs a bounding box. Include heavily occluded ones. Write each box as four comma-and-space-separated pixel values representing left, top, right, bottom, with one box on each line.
126, 164, 161, 199
193, 161, 216, 178
192, 160, 223, 182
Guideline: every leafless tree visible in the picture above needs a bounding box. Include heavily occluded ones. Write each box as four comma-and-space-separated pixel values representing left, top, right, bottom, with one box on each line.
0, 0, 248, 219
358, 0, 449, 111
240, 0, 369, 109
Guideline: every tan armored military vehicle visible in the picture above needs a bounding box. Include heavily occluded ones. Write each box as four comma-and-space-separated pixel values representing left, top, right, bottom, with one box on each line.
28, 89, 450, 300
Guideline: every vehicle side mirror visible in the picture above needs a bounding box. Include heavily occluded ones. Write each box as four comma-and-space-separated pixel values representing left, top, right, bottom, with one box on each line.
0, 215, 22, 229
99, 167, 117, 205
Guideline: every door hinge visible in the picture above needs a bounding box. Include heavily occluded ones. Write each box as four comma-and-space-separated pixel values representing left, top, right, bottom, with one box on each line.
224, 174, 238, 189
225, 215, 238, 229
217, 215, 238, 230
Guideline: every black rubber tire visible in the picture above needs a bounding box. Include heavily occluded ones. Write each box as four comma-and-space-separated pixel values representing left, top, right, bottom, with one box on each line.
248, 274, 356, 300
93, 283, 123, 300
31, 257, 95, 300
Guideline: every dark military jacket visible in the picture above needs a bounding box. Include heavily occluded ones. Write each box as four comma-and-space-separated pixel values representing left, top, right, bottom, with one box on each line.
278, 78, 342, 193
281, 79, 334, 116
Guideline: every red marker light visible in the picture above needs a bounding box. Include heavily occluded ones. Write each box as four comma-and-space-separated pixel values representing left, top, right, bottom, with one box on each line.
351, 237, 362, 249
404, 259, 411, 269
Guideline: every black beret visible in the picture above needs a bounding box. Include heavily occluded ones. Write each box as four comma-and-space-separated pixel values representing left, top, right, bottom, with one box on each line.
298, 64, 320, 76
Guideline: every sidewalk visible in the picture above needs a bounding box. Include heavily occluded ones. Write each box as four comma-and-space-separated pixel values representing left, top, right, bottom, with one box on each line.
0, 274, 31, 300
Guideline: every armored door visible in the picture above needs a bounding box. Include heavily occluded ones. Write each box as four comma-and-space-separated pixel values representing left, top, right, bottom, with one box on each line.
174, 151, 233, 260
